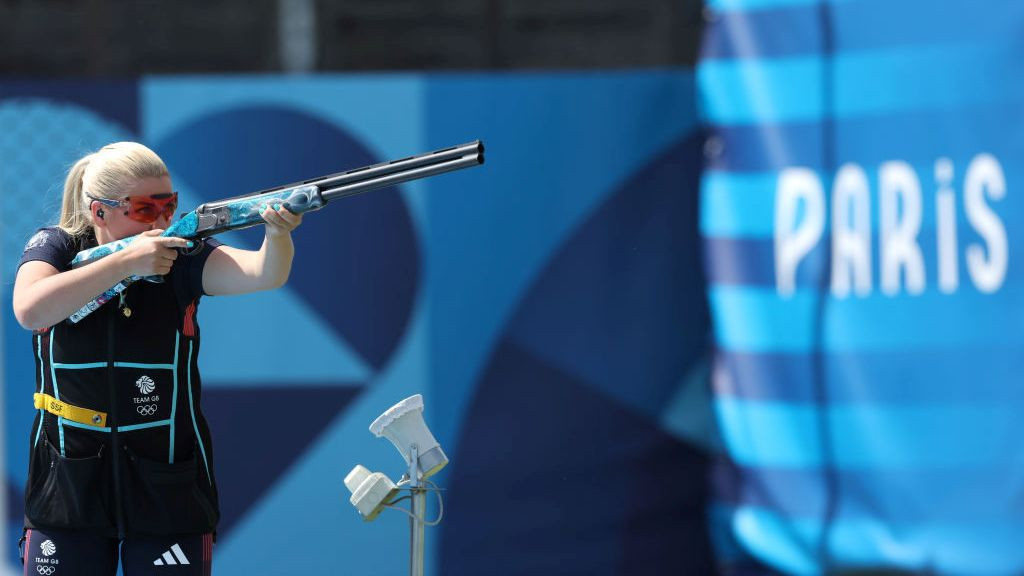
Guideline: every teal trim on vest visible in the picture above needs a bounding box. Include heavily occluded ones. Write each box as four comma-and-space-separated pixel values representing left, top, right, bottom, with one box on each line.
51, 362, 107, 370
60, 420, 109, 432
49, 331, 65, 456
186, 340, 211, 484
119, 419, 174, 432
114, 362, 177, 370
169, 332, 180, 463
62, 418, 173, 433
33, 334, 44, 449
52, 361, 176, 370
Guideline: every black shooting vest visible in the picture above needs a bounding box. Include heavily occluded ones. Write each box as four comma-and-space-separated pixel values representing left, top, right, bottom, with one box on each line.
24, 264, 219, 537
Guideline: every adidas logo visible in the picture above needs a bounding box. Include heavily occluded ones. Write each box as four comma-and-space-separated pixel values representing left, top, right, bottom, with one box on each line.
153, 543, 190, 566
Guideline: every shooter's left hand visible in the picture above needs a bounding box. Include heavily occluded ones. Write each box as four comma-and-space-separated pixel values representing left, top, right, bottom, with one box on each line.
261, 204, 303, 238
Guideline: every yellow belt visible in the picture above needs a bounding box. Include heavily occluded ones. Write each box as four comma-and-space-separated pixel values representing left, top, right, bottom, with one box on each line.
33, 393, 107, 427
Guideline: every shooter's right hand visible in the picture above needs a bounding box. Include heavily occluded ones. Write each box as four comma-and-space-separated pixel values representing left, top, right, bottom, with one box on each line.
118, 229, 192, 277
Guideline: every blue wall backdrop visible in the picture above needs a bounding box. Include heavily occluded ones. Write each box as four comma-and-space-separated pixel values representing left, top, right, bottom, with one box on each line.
701, 0, 1024, 574
0, 71, 711, 574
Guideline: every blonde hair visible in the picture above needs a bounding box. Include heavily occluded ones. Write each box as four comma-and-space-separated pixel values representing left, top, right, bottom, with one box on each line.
59, 142, 169, 237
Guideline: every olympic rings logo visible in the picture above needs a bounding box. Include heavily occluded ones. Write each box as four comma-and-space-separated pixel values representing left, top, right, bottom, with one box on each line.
37, 566, 55, 575
137, 404, 158, 416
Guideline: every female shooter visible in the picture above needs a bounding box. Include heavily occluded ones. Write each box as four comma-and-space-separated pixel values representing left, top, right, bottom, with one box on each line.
12, 142, 301, 575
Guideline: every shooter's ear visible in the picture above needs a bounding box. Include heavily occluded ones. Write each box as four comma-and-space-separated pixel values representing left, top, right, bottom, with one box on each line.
90, 200, 107, 227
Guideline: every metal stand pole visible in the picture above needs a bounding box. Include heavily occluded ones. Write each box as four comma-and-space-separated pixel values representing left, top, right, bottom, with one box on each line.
410, 489, 426, 576
408, 444, 425, 576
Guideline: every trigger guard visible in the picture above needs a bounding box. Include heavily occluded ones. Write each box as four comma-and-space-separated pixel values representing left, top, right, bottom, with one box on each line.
179, 238, 205, 256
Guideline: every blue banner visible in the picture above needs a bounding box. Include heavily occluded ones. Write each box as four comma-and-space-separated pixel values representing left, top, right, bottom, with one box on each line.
700, 1, 1024, 573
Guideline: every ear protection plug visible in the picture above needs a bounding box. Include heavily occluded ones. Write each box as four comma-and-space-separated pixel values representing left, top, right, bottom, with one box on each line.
96, 208, 105, 219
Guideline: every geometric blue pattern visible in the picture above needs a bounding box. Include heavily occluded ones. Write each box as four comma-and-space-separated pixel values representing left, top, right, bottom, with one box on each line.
440, 132, 714, 574
1, 72, 705, 574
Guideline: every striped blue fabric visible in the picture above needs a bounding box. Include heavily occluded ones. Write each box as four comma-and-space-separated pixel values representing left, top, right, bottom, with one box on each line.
699, 1, 1024, 573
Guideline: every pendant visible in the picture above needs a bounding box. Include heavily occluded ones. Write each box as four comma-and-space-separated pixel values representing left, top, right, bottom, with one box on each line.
118, 292, 131, 318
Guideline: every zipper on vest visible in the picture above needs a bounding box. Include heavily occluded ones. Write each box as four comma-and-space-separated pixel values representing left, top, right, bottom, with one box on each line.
107, 311, 126, 539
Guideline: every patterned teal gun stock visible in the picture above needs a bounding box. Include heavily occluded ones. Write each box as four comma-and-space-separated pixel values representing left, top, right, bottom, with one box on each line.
67, 140, 485, 323
68, 186, 320, 322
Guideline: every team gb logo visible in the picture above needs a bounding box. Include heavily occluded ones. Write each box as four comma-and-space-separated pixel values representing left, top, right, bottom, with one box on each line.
136, 375, 156, 395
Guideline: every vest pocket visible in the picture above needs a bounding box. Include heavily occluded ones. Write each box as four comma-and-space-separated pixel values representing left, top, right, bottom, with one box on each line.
122, 447, 218, 535
25, 440, 113, 531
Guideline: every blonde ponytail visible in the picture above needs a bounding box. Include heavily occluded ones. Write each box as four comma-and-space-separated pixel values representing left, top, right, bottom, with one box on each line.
58, 155, 95, 237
